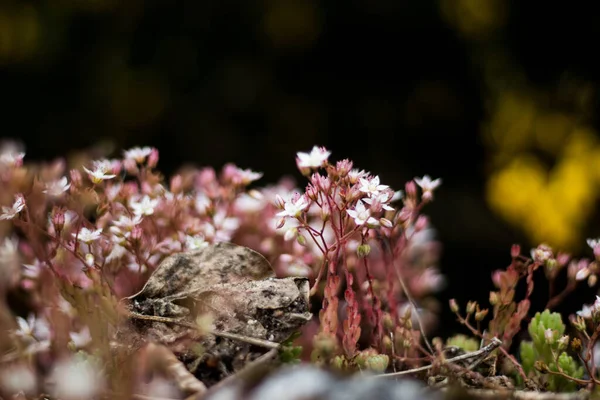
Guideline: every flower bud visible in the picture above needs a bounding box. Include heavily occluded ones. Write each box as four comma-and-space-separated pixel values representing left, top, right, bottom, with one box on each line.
449, 299, 459, 313
84, 253, 95, 267
379, 218, 393, 228
405, 181, 417, 198
511, 244, 521, 258
52, 208, 65, 234
131, 225, 143, 242
489, 291, 499, 306
357, 244, 371, 258
296, 233, 307, 247
466, 301, 476, 315
475, 308, 488, 321
69, 169, 82, 188
589, 274, 597, 287
147, 148, 159, 168
557, 335, 569, 351
170, 175, 183, 194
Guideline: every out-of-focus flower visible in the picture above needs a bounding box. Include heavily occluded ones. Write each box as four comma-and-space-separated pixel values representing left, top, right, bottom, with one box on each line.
0, 364, 37, 396
83, 162, 117, 184
531, 244, 553, 264
414, 175, 442, 192
130, 195, 159, 216
14, 314, 50, 340
0, 194, 25, 220
69, 327, 92, 348
0, 236, 20, 288
185, 235, 209, 250
296, 146, 331, 169
346, 200, 379, 226
43, 177, 71, 197
0, 142, 25, 168
73, 227, 103, 244
124, 146, 153, 163
50, 357, 104, 400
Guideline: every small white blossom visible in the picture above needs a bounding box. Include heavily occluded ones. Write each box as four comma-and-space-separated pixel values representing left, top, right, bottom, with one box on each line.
0, 194, 25, 220
235, 168, 263, 185
0, 364, 37, 396
185, 235, 209, 250
69, 327, 92, 348
0, 145, 25, 168
83, 162, 116, 184
124, 146, 153, 163
130, 195, 159, 216
414, 175, 442, 192
113, 214, 143, 230
358, 175, 389, 197
50, 357, 104, 400
296, 146, 331, 169
578, 304, 593, 319
363, 191, 395, 211
276, 195, 309, 218
346, 200, 379, 226
106, 241, 127, 262
73, 227, 103, 244
14, 314, 50, 340
43, 177, 71, 197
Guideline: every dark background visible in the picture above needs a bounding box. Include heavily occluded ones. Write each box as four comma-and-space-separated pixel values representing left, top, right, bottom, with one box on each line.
2, 0, 600, 339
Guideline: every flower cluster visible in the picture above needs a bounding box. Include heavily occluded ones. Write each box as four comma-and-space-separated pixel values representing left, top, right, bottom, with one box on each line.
0, 141, 445, 397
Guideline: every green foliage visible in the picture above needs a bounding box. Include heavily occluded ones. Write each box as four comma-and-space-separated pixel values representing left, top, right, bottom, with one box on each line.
445, 334, 480, 352
279, 331, 303, 364
519, 310, 584, 392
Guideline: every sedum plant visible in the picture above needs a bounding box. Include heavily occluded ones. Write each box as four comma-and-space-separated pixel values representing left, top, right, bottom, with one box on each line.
520, 310, 584, 392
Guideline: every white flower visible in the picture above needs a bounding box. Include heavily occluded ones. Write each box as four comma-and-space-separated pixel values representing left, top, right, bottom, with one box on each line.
414, 175, 442, 192
358, 175, 389, 197
346, 200, 379, 226
363, 191, 395, 211
124, 146, 153, 163
0, 364, 37, 396
577, 304, 593, 319
50, 357, 103, 400
235, 168, 263, 185
0, 194, 25, 220
14, 314, 50, 340
185, 235, 209, 250
130, 195, 159, 216
276, 195, 309, 218
113, 214, 143, 230
22, 259, 45, 279
106, 241, 127, 262
296, 146, 331, 169
0, 146, 25, 168
43, 177, 71, 197
83, 161, 116, 184
588, 238, 600, 250
73, 227, 103, 244
69, 327, 92, 348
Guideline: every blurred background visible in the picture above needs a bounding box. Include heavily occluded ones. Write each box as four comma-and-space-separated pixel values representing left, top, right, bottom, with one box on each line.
2, 0, 600, 338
